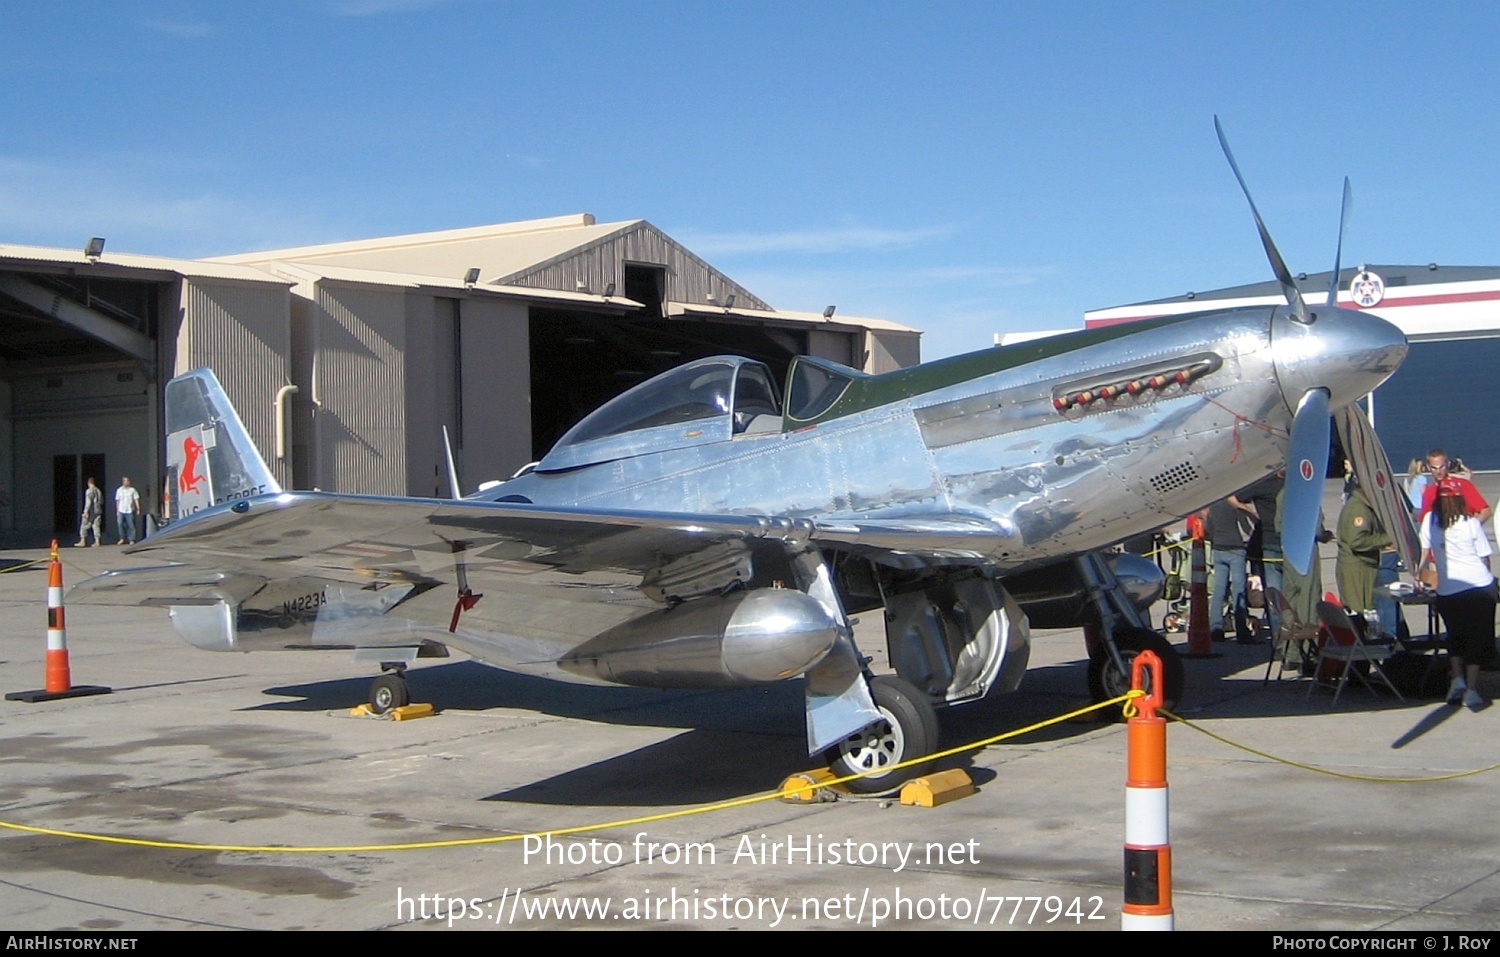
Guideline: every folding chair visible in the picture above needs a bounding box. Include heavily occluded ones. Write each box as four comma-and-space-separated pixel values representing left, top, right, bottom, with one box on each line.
1309, 601, 1405, 706
1262, 587, 1319, 684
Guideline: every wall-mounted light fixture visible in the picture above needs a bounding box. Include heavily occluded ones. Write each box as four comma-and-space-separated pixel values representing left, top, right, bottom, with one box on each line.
464, 267, 481, 286
84, 237, 105, 259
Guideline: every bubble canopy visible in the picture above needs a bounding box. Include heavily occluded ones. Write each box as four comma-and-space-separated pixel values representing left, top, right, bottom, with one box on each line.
537, 357, 783, 472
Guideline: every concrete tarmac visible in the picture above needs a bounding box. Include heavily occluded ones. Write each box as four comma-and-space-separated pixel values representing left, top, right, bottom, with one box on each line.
1, 530, 1498, 932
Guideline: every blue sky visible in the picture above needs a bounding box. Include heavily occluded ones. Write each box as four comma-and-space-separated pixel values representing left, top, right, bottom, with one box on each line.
5, 1, 1498, 359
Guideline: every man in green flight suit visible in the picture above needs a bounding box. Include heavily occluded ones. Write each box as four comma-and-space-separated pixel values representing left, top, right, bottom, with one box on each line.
1336, 481, 1391, 619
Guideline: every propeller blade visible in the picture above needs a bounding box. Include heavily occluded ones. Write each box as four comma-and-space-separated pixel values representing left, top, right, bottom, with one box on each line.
1335, 404, 1420, 574
1326, 177, 1352, 309
1215, 116, 1310, 323
1282, 388, 1331, 575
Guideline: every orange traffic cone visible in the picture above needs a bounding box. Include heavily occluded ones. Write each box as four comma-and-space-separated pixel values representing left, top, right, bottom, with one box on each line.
6, 541, 111, 703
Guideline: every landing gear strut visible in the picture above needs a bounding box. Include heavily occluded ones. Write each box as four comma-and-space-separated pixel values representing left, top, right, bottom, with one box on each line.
1077, 552, 1185, 715
1087, 625, 1184, 711
369, 664, 410, 715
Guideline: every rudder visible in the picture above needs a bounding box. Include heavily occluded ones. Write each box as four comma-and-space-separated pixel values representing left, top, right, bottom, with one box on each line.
165, 369, 282, 518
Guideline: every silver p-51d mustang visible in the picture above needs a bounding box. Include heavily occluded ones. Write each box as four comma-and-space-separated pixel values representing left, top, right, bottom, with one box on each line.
74, 124, 1414, 792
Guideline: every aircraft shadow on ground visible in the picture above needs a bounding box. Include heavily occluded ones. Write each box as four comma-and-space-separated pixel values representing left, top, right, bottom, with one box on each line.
253, 659, 808, 732
248, 639, 1460, 806
483, 729, 1005, 808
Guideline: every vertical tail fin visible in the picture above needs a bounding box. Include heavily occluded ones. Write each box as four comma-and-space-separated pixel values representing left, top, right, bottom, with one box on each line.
165, 369, 282, 519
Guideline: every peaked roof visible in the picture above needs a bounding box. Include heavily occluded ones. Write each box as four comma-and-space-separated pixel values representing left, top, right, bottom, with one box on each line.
208, 214, 638, 284
0, 242, 287, 285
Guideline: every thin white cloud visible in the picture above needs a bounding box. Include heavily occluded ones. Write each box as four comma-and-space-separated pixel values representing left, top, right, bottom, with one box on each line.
505, 153, 549, 169
912, 264, 1057, 287
727, 262, 1065, 360
0, 156, 342, 258
682, 224, 953, 257
330, 0, 455, 15
141, 19, 214, 37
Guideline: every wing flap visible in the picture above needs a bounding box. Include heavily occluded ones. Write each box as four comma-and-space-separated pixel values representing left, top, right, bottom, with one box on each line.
808, 514, 1017, 560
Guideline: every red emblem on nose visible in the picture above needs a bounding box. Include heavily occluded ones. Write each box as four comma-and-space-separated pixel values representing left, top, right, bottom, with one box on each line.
180, 436, 206, 495
1298, 459, 1314, 482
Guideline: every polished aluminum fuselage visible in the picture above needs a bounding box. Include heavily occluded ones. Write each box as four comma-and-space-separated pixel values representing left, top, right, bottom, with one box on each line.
492, 304, 1405, 574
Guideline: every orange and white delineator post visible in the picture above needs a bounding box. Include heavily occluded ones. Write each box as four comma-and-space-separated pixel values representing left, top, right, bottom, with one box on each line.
45, 540, 71, 692
1185, 513, 1212, 655
6, 541, 110, 703
1122, 649, 1172, 930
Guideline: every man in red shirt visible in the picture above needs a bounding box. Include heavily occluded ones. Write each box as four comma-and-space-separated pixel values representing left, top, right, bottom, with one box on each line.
1418, 449, 1491, 525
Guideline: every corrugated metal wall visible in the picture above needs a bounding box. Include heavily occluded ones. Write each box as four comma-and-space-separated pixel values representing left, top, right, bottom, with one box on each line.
500, 222, 770, 309
176, 279, 293, 488
457, 297, 531, 484
867, 329, 921, 373
400, 293, 462, 497
312, 283, 408, 494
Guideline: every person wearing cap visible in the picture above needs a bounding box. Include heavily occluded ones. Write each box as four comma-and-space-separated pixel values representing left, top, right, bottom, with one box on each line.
1420, 481, 1494, 709
1418, 449, 1490, 525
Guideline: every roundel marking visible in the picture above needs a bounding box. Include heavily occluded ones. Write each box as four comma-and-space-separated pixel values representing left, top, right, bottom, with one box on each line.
1350, 269, 1386, 308
1375, 471, 1388, 489
1298, 459, 1315, 482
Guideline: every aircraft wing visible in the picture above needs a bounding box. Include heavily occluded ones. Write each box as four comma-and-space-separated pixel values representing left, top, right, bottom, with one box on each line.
72, 492, 1014, 664
77, 493, 1015, 603
75, 491, 824, 601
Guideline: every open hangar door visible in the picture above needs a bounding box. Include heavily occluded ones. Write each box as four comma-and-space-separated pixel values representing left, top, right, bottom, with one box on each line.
528, 310, 829, 460
0, 269, 162, 546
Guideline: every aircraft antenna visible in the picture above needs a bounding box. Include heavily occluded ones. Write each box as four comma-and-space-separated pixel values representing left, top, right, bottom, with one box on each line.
442, 426, 462, 499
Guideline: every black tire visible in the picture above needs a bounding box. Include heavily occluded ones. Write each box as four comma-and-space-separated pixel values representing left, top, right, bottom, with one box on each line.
1087, 626, 1184, 716
370, 673, 410, 715
826, 675, 940, 795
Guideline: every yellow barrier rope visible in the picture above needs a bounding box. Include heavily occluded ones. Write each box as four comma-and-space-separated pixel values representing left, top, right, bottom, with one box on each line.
0, 557, 47, 574
1161, 707, 1500, 783
0, 692, 1141, 854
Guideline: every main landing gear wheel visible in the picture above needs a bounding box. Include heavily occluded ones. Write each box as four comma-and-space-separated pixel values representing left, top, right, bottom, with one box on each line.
369, 673, 410, 715
1087, 626, 1184, 718
826, 675, 940, 795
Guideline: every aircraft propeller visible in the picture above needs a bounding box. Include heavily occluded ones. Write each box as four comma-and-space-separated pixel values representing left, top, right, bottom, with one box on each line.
1216, 117, 1362, 575
1215, 116, 1310, 326
1281, 388, 1331, 575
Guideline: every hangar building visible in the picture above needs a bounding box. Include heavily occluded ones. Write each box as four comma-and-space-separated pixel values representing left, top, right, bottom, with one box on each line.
1084, 265, 1500, 471
0, 215, 919, 545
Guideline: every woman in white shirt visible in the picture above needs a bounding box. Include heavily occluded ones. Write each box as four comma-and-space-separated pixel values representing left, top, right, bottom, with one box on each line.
1420, 483, 1495, 709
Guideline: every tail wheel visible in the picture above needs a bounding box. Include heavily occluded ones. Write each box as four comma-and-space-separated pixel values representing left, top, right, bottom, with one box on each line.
827, 675, 939, 794
370, 673, 410, 715
1087, 626, 1184, 717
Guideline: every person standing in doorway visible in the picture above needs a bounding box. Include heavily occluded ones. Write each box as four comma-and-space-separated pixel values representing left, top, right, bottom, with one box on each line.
76, 477, 103, 547
115, 476, 141, 545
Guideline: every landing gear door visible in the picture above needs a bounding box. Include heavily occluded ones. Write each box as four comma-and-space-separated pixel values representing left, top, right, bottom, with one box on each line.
885, 575, 1030, 704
